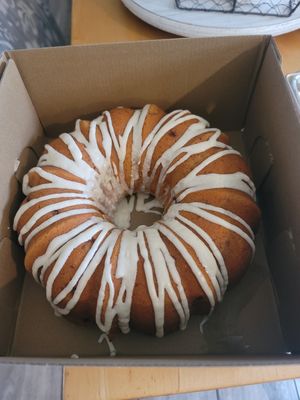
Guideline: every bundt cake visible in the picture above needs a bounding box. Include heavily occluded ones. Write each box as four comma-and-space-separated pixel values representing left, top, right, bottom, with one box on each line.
13, 104, 260, 338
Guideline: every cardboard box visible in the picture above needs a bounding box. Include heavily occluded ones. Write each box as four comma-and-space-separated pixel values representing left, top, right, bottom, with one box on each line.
1, 36, 300, 365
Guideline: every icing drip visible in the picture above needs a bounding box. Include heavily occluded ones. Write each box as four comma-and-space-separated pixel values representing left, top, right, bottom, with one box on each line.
200, 310, 213, 334
113, 196, 135, 229
14, 105, 257, 339
98, 333, 116, 357
138, 228, 189, 337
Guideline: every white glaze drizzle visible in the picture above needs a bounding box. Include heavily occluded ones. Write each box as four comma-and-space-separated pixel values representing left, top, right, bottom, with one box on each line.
138, 228, 189, 337
98, 333, 116, 357
113, 196, 136, 229
14, 105, 257, 338
135, 192, 162, 214
131, 105, 150, 186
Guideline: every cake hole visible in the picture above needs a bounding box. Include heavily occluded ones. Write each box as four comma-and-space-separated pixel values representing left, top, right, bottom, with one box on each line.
113, 192, 163, 230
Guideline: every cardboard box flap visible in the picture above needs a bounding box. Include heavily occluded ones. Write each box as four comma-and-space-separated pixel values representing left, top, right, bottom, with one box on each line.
0, 60, 44, 242
244, 43, 300, 352
7, 36, 266, 136
0, 237, 24, 355
0, 53, 8, 81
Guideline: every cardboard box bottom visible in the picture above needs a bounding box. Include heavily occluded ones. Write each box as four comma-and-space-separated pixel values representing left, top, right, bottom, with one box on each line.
9, 133, 286, 359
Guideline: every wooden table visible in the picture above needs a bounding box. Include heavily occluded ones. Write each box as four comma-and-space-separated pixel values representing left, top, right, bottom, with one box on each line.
67, 1, 300, 399
71, 0, 300, 74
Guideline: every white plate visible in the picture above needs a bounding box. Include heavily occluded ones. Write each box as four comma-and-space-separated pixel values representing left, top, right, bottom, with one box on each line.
122, 0, 300, 36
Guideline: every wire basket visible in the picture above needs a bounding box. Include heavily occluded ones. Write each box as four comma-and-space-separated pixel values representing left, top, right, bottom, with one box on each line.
175, 0, 300, 17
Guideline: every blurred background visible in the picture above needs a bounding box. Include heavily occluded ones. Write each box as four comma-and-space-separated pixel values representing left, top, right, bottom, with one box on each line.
0, 0, 71, 53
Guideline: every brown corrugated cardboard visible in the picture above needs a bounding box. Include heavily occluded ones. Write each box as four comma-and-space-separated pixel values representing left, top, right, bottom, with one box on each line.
9, 36, 265, 134
245, 43, 300, 353
1, 36, 299, 365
